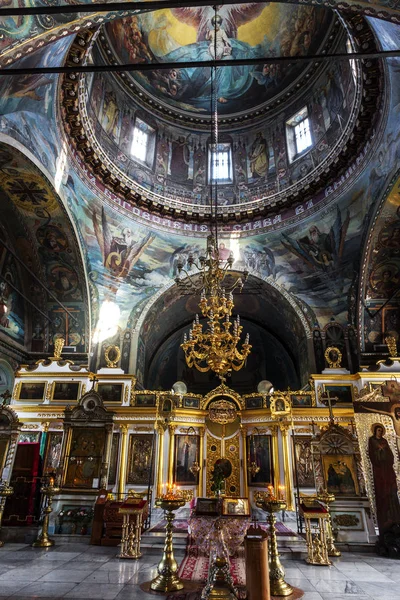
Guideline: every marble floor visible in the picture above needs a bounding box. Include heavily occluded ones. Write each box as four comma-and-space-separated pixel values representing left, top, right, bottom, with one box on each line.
0, 543, 398, 600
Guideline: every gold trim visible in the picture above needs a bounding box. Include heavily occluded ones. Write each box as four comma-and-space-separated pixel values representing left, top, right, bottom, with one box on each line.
14, 381, 47, 402
324, 346, 342, 369
271, 425, 280, 492
280, 423, 294, 510
202, 384, 244, 411
104, 345, 121, 368
118, 425, 129, 497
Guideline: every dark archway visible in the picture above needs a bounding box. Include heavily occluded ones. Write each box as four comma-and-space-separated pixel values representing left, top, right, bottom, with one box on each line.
137, 273, 314, 393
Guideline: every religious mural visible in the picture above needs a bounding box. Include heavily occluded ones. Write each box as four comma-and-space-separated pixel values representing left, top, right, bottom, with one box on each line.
104, 5, 332, 115
86, 39, 355, 207
126, 434, 154, 485
0, 247, 25, 345
0, 13, 397, 374
65, 428, 106, 488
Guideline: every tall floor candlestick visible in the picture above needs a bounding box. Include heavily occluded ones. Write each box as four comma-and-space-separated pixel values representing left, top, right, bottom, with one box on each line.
150, 498, 185, 592
257, 498, 293, 596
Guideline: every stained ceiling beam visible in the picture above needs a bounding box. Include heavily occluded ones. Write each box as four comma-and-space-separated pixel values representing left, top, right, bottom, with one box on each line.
0, 49, 399, 75
0, 0, 324, 17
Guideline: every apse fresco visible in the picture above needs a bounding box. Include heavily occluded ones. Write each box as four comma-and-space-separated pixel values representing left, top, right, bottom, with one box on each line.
105, 5, 333, 115
362, 173, 400, 352
0, 143, 88, 352
0, 247, 25, 345
0, 38, 71, 175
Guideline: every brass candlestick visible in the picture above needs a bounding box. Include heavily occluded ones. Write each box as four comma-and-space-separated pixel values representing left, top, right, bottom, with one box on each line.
257, 498, 293, 597
32, 480, 60, 548
0, 480, 13, 547
150, 498, 185, 593
317, 490, 341, 557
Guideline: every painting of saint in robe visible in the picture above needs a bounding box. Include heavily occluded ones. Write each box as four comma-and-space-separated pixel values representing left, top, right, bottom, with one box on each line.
249, 132, 268, 178
368, 424, 400, 534
65, 429, 105, 488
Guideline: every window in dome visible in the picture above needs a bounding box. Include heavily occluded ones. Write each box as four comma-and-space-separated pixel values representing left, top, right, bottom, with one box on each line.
131, 118, 155, 166
286, 107, 313, 163
208, 143, 233, 183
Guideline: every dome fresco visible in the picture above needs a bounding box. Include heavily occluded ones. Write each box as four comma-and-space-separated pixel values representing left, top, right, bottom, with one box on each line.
102, 5, 334, 118
80, 7, 364, 218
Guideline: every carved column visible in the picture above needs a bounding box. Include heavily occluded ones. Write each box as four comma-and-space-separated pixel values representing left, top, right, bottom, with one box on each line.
280, 423, 294, 510
271, 425, 280, 492
60, 426, 72, 486
167, 424, 176, 486
198, 427, 205, 497
118, 425, 129, 498
241, 426, 249, 499
101, 423, 114, 489
156, 424, 166, 498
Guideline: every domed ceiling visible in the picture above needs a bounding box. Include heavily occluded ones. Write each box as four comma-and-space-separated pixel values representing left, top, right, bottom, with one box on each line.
62, 10, 383, 224
102, 4, 334, 119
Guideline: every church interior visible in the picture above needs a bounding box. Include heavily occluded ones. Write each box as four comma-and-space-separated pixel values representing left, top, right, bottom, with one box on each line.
0, 1, 400, 599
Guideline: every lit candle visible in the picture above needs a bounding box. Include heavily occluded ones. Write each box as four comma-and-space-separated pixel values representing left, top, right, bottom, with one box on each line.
278, 485, 285, 500
49, 477, 54, 486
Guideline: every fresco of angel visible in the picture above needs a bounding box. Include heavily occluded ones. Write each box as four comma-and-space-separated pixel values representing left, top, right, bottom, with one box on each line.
282, 206, 350, 272
92, 207, 155, 279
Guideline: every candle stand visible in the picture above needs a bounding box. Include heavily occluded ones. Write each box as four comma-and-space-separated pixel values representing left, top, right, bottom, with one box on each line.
317, 490, 341, 557
257, 498, 293, 597
0, 481, 13, 547
118, 497, 148, 559
299, 500, 331, 566
32, 480, 60, 548
150, 497, 185, 593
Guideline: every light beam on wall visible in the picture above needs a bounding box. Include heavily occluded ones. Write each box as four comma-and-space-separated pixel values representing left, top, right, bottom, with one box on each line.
92, 299, 120, 344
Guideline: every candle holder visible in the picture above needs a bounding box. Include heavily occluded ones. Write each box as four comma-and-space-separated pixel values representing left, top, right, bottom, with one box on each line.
257, 497, 293, 597
150, 497, 186, 592
317, 490, 341, 557
32, 480, 60, 548
0, 480, 13, 547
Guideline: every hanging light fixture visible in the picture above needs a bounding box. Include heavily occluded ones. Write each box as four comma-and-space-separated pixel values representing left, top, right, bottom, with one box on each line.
178, 9, 251, 382
248, 427, 261, 478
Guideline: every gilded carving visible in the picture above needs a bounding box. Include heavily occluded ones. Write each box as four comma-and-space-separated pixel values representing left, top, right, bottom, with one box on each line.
224, 431, 240, 497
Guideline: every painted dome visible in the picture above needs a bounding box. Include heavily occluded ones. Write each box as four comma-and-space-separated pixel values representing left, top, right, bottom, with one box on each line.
62, 9, 382, 224
101, 4, 334, 119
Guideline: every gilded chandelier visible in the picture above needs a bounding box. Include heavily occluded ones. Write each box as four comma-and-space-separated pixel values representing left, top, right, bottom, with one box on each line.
180, 238, 251, 382
178, 10, 251, 382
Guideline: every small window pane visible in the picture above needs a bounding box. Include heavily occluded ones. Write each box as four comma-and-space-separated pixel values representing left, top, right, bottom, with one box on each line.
209, 144, 232, 182
131, 126, 149, 162
294, 117, 312, 154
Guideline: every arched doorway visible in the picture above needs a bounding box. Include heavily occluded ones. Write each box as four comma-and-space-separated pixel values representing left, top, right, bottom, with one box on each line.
137, 273, 314, 393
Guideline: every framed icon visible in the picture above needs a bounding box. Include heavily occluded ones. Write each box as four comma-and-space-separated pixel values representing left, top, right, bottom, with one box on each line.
133, 393, 156, 407
96, 383, 124, 402
52, 381, 81, 402
222, 497, 250, 516
17, 382, 46, 401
